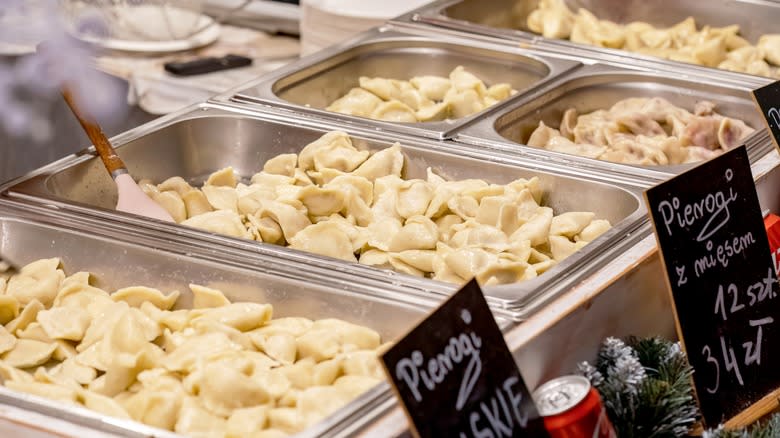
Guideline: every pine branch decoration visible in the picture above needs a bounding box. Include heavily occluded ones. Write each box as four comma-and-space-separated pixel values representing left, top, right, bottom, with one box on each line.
577, 336, 698, 438
704, 413, 780, 438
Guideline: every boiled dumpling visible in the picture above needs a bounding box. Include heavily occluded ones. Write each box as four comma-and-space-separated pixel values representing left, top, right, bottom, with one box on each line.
759, 34, 780, 66
449, 66, 487, 96
205, 167, 238, 187
550, 212, 596, 237
297, 186, 345, 217
289, 222, 357, 262
370, 101, 417, 123
253, 200, 311, 242
202, 185, 239, 213
410, 75, 451, 101
510, 207, 554, 247
181, 210, 251, 239
444, 88, 483, 119
298, 131, 369, 173
112, 286, 179, 311
576, 219, 612, 242
389, 216, 438, 252
151, 191, 187, 222
352, 144, 404, 181
263, 153, 298, 177
6, 258, 64, 307
326, 88, 383, 118
189, 284, 231, 309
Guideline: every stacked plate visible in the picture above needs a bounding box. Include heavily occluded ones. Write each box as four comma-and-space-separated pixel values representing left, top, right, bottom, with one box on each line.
300, 0, 431, 55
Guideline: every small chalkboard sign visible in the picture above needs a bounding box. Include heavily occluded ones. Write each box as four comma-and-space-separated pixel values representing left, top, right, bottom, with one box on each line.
752, 80, 780, 151
380, 279, 548, 438
645, 145, 780, 427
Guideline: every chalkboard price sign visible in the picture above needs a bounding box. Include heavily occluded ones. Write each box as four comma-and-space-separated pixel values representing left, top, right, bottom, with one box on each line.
645, 145, 780, 426
381, 279, 548, 438
752, 80, 780, 151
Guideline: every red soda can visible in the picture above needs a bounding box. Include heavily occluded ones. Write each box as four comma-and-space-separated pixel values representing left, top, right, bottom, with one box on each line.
532, 375, 616, 438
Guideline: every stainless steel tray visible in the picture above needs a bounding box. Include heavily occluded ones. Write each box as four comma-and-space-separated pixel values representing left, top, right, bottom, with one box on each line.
2, 102, 649, 318
218, 27, 580, 140
0, 202, 444, 438
455, 63, 775, 177
397, 0, 780, 84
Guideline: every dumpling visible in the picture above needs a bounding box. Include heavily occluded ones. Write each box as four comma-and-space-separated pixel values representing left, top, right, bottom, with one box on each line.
576, 219, 612, 242
112, 286, 179, 310
444, 88, 483, 119
550, 212, 596, 237
182, 190, 213, 218
549, 235, 588, 261
370, 101, 418, 123
396, 180, 433, 219
195, 362, 272, 416
759, 34, 780, 66
5, 299, 45, 334
326, 88, 383, 118
263, 153, 298, 177
181, 210, 252, 239
298, 131, 369, 172
225, 406, 270, 438
297, 186, 345, 217
510, 207, 554, 247
158, 176, 194, 196
253, 200, 311, 242
388, 216, 438, 252
527, 0, 575, 39
202, 185, 239, 213
356, 77, 399, 101
205, 167, 238, 187
151, 191, 187, 223
352, 144, 404, 181
0, 326, 16, 355
175, 397, 227, 437
37, 307, 91, 341
191, 303, 273, 332
6, 258, 64, 307
410, 75, 451, 101
2, 339, 57, 368
289, 222, 357, 262
189, 284, 231, 309
476, 261, 535, 285
449, 220, 509, 252
444, 247, 499, 280
449, 66, 487, 96
415, 101, 450, 122
0, 295, 19, 325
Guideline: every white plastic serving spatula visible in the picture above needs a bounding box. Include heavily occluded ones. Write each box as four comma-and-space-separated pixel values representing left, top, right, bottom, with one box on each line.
61, 87, 174, 222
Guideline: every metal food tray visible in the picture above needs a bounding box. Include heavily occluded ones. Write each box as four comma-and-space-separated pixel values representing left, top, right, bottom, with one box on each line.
455, 63, 775, 177
2, 102, 649, 318
397, 0, 780, 84
0, 202, 445, 438
218, 27, 580, 140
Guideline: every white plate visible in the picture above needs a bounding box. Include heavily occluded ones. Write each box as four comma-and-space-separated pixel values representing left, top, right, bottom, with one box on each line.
71, 6, 221, 53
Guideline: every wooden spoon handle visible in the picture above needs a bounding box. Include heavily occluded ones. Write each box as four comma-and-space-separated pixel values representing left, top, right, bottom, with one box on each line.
61, 87, 127, 178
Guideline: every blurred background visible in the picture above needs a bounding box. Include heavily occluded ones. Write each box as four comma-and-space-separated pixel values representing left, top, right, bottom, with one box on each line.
0, 0, 430, 182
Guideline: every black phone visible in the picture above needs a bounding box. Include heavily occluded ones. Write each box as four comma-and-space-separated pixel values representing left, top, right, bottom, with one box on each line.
164, 54, 253, 76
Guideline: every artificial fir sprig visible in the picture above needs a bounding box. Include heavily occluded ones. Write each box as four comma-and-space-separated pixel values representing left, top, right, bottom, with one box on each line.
577, 337, 698, 438
703, 414, 780, 438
